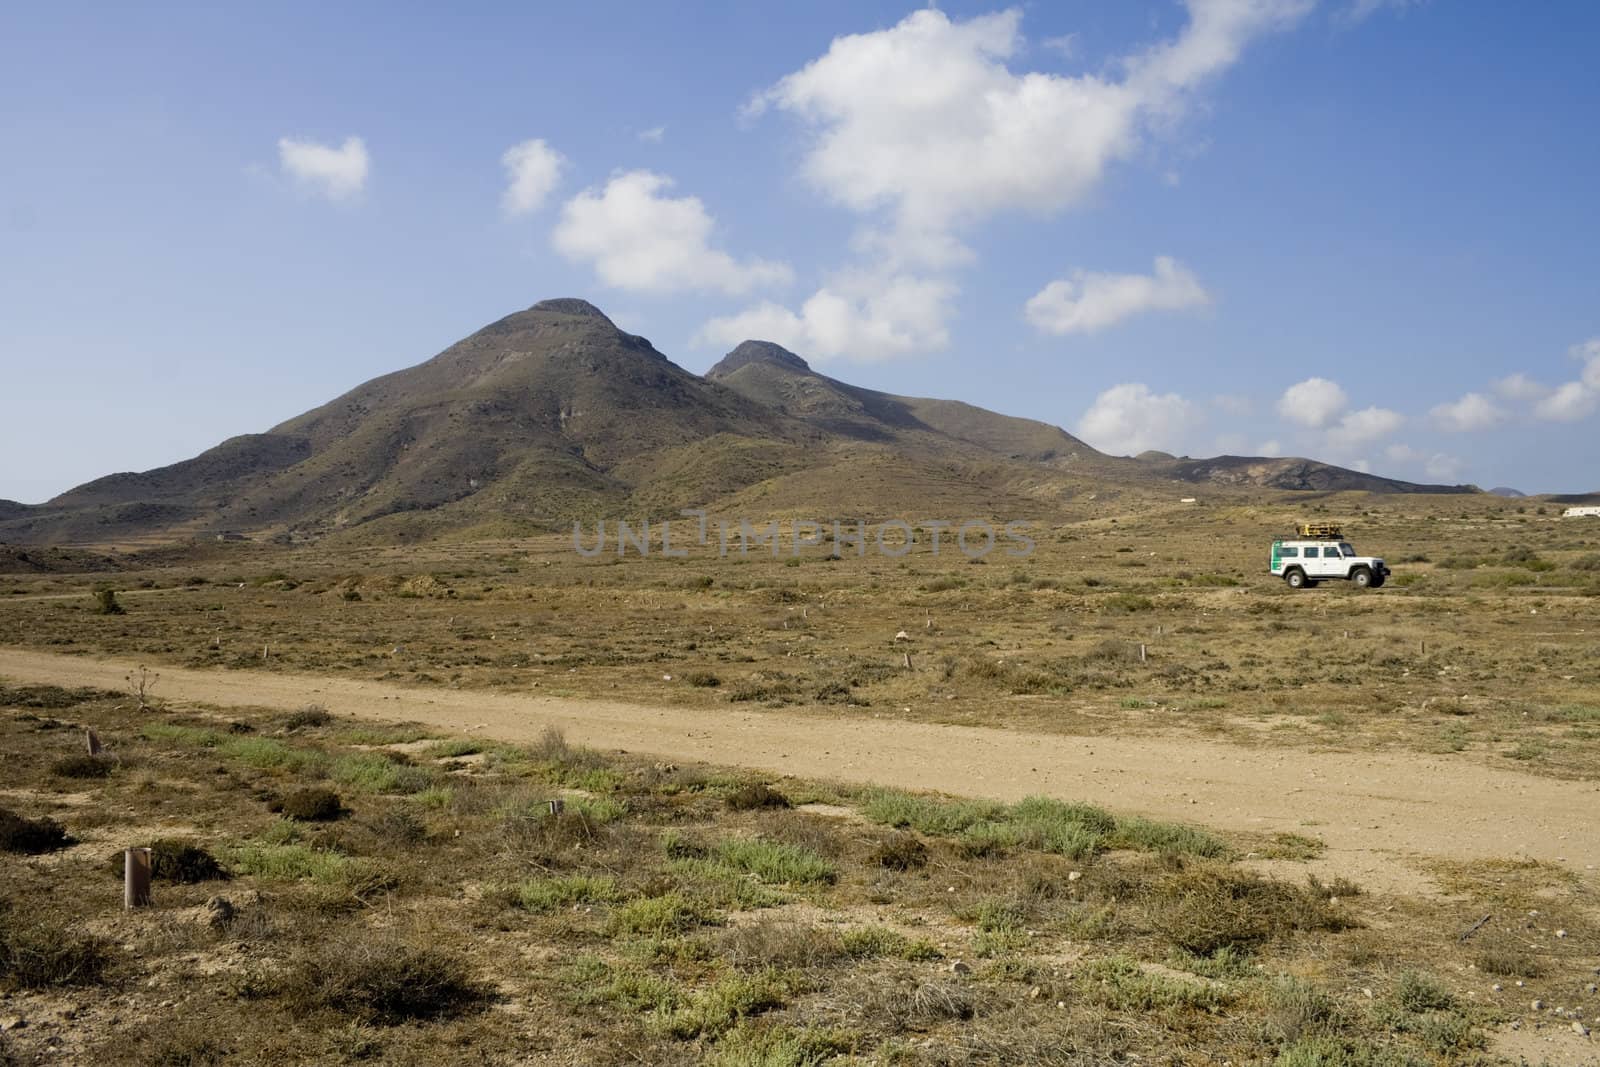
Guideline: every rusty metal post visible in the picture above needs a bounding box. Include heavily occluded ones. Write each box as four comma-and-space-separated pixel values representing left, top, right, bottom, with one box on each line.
125, 847, 152, 909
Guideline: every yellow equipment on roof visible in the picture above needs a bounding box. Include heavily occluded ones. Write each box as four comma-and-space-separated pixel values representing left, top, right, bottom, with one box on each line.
1295, 522, 1344, 539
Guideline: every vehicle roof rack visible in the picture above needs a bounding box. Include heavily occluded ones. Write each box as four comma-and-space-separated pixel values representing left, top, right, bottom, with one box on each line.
1293, 522, 1344, 539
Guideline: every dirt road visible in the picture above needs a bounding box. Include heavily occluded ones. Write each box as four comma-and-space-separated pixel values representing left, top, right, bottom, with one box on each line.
4, 647, 1595, 889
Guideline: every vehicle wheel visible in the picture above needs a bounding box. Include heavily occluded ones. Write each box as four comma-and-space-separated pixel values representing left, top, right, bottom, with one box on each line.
1351, 566, 1372, 588
1370, 575, 1385, 588
1285, 569, 1306, 589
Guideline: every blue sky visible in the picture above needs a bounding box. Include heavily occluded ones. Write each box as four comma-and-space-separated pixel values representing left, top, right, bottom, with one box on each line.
2, 0, 1597, 503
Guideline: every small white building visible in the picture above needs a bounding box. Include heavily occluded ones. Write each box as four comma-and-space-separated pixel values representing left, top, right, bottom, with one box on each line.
1563, 506, 1600, 518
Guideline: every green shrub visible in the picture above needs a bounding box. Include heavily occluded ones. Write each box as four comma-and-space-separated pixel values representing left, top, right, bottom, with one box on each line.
92, 588, 125, 615
506, 874, 624, 913
609, 893, 719, 937
715, 838, 835, 885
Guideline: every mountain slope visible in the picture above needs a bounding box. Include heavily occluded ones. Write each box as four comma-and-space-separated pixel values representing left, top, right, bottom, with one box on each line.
706, 341, 1100, 465
4, 300, 817, 542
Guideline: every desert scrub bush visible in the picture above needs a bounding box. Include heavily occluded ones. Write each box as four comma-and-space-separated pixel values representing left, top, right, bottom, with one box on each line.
283, 704, 332, 730
1391, 970, 1455, 1013
0, 807, 70, 854
653, 969, 796, 1040
1264, 976, 1342, 1044
0, 683, 115, 708
1110, 816, 1230, 858
1257, 832, 1325, 861
221, 736, 325, 775
0, 914, 115, 989
609, 892, 720, 937
840, 925, 940, 961
1572, 552, 1600, 571
50, 754, 112, 779
867, 831, 927, 871
278, 938, 489, 1024
331, 752, 432, 795
223, 841, 394, 903
861, 789, 1222, 861
1078, 955, 1226, 1013
501, 874, 625, 914
1273, 1037, 1413, 1066
425, 738, 483, 758
683, 670, 721, 688
104, 839, 228, 883
1102, 593, 1155, 614
860, 789, 1006, 835
1473, 949, 1543, 977
92, 588, 125, 615
705, 1022, 857, 1067
715, 838, 835, 885
1169, 945, 1254, 979
278, 787, 344, 822
865, 979, 976, 1028
919, 575, 966, 593
1145, 863, 1353, 956
726, 782, 792, 811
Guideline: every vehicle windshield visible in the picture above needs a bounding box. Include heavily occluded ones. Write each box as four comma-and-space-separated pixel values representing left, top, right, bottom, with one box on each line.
1338, 542, 1355, 557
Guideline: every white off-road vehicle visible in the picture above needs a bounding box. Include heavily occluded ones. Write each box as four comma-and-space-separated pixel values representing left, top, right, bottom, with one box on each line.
1270, 524, 1390, 590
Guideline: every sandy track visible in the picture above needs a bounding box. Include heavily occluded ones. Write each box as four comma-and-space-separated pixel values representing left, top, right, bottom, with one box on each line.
3, 647, 1595, 887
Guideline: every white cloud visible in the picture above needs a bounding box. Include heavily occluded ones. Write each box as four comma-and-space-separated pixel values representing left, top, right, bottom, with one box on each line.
1213, 432, 1248, 454
1257, 439, 1283, 457
1041, 33, 1078, 57
1493, 373, 1548, 402
1075, 383, 1198, 456
1535, 381, 1599, 422
1277, 377, 1348, 428
277, 136, 368, 200
750, 2, 1311, 267
553, 170, 792, 295
1326, 405, 1403, 448
638, 126, 666, 144
1532, 338, 1600, 422
1024, 256, 1210, 335
1343, 0, 1426, 24
1425, 453, 1464, 481
1575, 338, 1600, 388
697, 269, 955, 362
1386, 443, 1464, 483
1429, 392, 1503, 432
500, 139, 566, 217
1213, 394, 1252, 416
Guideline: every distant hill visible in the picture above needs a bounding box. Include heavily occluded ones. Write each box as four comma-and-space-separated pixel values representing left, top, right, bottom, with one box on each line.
0, 299, 1483, 545
1488, 487, 1526, 498
1154, 456, 1476, 495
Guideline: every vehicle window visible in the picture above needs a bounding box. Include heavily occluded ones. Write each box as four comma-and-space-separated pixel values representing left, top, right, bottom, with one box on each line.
1339, 543, 1355, 557
1280, 546, 1298, 557
1303, 547, 1318, 558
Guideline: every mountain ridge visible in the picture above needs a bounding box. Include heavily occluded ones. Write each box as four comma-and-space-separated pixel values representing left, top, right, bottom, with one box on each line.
0, 298, 1478, 545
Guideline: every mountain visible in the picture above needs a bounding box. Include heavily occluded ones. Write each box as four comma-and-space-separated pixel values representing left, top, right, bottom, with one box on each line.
1488, 487, 1527, 498
1154, 456, 1475, 495
3, 300, 818, 542
706, 341, 1104, 466
0, 299, 1481, 545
